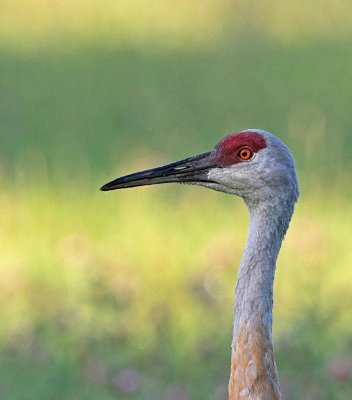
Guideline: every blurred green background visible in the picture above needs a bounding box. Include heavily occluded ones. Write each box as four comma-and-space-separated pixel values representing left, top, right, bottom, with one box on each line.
0, 1, 352, 399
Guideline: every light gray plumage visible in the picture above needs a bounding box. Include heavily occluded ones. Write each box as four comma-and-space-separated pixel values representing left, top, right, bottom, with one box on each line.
204, 130, 299, 339
101, 129, 299, 400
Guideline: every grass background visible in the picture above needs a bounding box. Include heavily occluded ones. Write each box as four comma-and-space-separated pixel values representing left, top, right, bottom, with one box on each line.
0, 1, 351, 399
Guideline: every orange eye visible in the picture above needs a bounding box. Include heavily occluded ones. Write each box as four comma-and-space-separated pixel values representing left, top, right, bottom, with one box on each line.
238, 147, 253, 161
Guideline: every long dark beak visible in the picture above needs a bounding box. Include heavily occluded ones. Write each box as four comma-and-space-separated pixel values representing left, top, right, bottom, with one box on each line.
100, 151, 217, 191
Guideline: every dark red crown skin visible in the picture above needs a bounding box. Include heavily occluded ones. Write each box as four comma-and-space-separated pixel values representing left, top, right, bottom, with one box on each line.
213, 131, 267, 166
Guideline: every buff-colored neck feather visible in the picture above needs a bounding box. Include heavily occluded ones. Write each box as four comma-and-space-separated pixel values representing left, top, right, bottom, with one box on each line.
228, 196, 296, 400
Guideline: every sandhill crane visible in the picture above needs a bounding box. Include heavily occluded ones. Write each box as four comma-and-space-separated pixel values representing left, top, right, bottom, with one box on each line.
101, 129, 299, 400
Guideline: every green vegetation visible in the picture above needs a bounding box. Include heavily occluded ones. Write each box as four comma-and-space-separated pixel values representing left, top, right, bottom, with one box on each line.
0, 1, 351, 399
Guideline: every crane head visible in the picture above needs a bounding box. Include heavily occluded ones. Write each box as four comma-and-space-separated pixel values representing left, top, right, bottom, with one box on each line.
101, 130, 299, 204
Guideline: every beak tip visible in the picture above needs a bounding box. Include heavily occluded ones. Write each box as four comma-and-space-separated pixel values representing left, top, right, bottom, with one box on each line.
100, 184, 110, 191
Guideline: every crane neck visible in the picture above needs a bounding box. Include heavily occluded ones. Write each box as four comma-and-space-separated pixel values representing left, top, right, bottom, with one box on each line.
234, 197, 293, 337
229, 196, 295, 400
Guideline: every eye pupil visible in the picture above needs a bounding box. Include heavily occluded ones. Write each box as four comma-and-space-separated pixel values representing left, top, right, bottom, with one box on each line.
238, 148, 253, 160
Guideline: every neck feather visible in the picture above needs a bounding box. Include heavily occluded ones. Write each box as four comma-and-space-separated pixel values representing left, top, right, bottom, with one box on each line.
229, 196, 295, 400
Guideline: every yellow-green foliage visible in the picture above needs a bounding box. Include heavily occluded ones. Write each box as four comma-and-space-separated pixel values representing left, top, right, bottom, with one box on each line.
0, 183, 351, 397
1, 0, 352, 49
